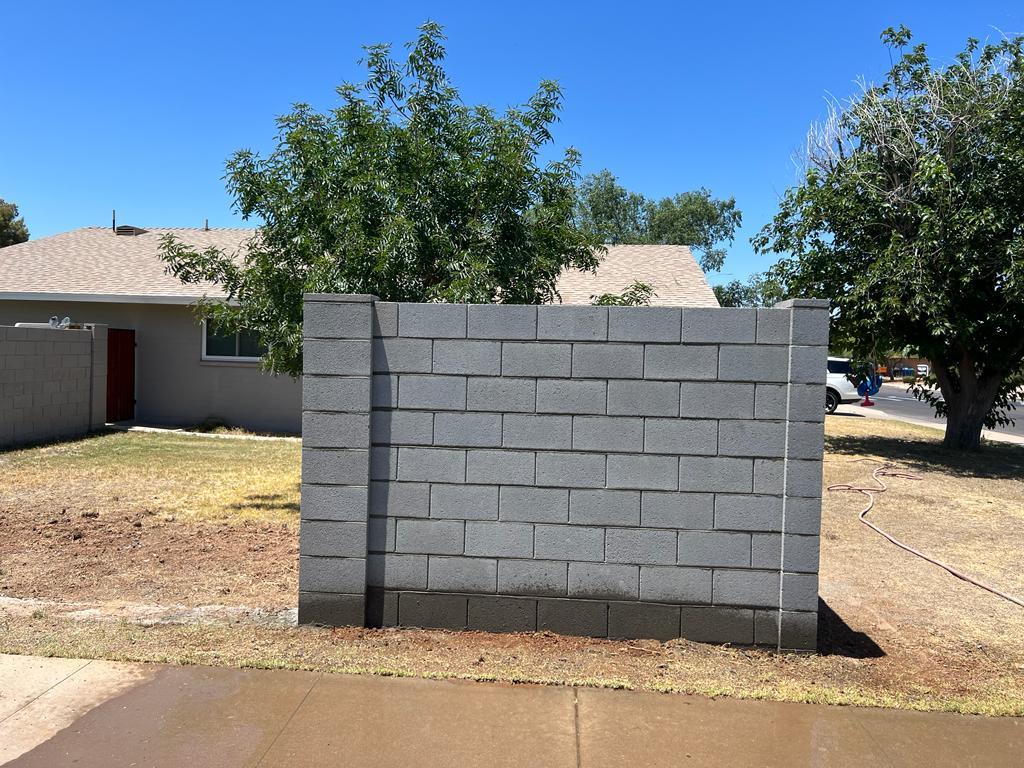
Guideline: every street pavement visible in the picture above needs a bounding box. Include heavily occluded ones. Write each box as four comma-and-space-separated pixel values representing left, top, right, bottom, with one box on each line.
1, 654, 1021, 767
835, 382, 1024, 444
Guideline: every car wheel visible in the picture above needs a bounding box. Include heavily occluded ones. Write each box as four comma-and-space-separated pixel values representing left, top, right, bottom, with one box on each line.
825, 389, 840, 414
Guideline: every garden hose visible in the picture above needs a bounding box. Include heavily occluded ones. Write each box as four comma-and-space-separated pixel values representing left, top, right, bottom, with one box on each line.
827, 459, 1024, 609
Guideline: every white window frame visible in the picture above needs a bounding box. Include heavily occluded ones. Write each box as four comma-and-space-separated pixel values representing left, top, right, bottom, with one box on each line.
200, 320, 264, 363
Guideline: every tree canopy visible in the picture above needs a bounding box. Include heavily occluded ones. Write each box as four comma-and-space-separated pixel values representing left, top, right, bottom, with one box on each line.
753, 27, 1024, 449
575, 169, 741, 271
160, 22, 599, 376
0, 199, 29, 247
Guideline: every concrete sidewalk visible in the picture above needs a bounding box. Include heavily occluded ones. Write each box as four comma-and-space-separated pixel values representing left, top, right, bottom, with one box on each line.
1, 654, 1021, 767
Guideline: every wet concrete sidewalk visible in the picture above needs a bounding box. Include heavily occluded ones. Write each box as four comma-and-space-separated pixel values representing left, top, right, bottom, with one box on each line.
1, 654, 1021, 767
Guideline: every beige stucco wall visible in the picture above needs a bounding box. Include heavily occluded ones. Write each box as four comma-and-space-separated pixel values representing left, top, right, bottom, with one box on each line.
0, 301, 300, 433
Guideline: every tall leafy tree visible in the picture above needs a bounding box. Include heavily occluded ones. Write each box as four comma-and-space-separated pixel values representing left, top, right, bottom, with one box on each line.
0, 199, 29, 247
754, 27, 1024, 450
712, 273, 783, 307
575, 170, 741, 271
160, 22, 599, 376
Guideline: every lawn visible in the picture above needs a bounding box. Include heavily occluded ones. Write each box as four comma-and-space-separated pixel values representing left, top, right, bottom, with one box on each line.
1, 420, 1022, 716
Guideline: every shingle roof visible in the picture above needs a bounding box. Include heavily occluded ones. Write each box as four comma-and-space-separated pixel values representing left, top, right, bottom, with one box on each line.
0, 228, 718, 308
556, 244, 719, 307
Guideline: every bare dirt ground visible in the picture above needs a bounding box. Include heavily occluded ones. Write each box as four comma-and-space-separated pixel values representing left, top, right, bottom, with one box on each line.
1, 421, 1022, 715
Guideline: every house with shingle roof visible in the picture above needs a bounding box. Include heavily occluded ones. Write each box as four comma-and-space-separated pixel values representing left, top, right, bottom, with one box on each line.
0, 226, 716, 432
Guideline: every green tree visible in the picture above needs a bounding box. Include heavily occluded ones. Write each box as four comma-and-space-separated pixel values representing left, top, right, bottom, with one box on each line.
160, 22, 599, 376
0, 199, 29, 247
712, 272, 784, 307
753, 27, 1024, 450
575, 170, 741, 270
590, 280, 655, 306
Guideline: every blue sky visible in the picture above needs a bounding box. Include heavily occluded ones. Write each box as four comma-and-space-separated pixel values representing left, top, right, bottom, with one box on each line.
4, 1, 1022, 284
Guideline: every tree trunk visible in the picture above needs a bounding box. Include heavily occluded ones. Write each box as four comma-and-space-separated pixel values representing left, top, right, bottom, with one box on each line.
935, 358, 1002, 451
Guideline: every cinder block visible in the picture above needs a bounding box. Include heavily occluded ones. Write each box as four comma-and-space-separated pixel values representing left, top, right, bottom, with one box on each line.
301, 521, 367, 558
394, 519, 465, 554
397, 375, 467, 410
751, 533, 820, 572
753, 459, 783, 495
302, 448, 369, 485
605, 528, 676, 565
718, 420, 786, 458
501, 413, 571, 450
643, 345, 718, 381
371, 410, 433, 446
302, 484, 369, 522
640, 491, 714, 529
790, 346, 827, 383
365, 588, 399, 628
572, 416, 643, 453
467, 304, 537, 340
678, 457, 752, 493
498, 486, 569, 523
536, 379, 607, 414
464, 521, 534, 557
571, 344, 643, 379
428, 556, 498, 593
791, 307, 829, 346
466, 377, 536, 413
640, 566, 712, 604
679, 382, 755, 419
304, 339, 372, 376
534, 524, 605, 561
366, 553, 428, 589
607, 602, 681, 641
467, 449, 535, 485
396, 447, 466, 482
755, 308, 791, 344
397, 303, 467, 338
569, 563, 639, 600
780, 610, 818, 650
713, 569, 780, 607
298, 592, 365, 627
371, 375, 397, 408
304, 375, 371, 413
785, 497, 822, 535
432, 340, 501, 375
787, 459, 824, 498
607, 307, 681, 343
781, 572, 819, 611
373, 338, 433, 373
298, 555, 366, 593
679, 606, 754, 644
787, 421, 825, 460
535, 452, 605, 488
498, 559, 568, 596
372, 302, 398, 336
607, 454, 678, 491
715, 494, 783, 532
788, 383, 825, 423
303, 412, 370, 449
537, 305, 608, 341
607, 380, 679, 417
754, 609, 779, 645
367, 516, 395, 552
369, 481, 430, 518
370, 447, 397, 480
433, 412, 502, 447
398, 592, 468, 630
569, 489, 640, 526
682, 308, 756, 344
468, 595, 538, 632
537, 598, 607, 637
430, 483, 499, 520
753, 384, 787, 419
677, 531, 751, 567
303, 301, 372, 339
718, 345, 789, 383
644, 418, 718, 456
501, 342, 571, 378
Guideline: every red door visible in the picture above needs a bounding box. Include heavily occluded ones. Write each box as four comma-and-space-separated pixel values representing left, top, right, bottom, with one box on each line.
106, 329, 136, 422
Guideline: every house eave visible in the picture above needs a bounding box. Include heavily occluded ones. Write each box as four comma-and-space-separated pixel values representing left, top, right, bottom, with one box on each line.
0, 291, 224, 306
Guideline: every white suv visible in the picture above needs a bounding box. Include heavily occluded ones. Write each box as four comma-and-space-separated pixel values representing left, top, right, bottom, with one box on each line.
826, 357, 861, 414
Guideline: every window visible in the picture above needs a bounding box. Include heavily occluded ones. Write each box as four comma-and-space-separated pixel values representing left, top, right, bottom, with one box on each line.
202, 321, 267, 362
827, 359, 853, 375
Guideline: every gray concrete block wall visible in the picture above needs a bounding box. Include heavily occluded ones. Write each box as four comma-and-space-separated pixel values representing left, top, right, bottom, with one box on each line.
299, 296, 828, 651
0, 324, 107, 449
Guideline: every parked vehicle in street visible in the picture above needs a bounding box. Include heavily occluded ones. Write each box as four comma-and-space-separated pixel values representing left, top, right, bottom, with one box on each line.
826, 357, 861, 413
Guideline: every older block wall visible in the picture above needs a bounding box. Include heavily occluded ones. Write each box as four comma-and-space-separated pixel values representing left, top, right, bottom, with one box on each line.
0, 324, 107, 449
299, 295, 827, 650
